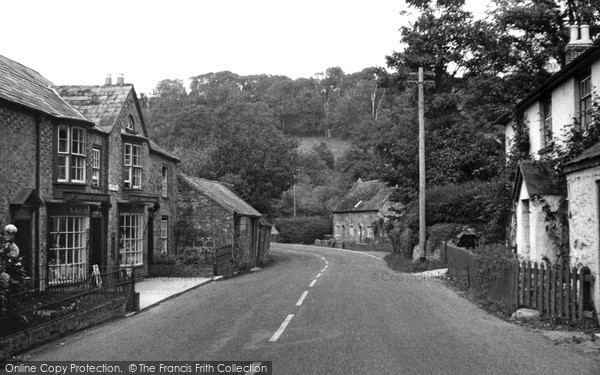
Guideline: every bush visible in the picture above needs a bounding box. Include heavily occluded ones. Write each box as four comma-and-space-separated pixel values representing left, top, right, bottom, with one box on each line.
389, 180, 509, 254
274, 216, 332, 244
475, 243, 515, 290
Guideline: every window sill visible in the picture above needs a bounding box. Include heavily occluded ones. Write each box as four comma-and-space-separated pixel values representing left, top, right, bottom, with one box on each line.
54, 181, 87, 187
538, 144, 554, 155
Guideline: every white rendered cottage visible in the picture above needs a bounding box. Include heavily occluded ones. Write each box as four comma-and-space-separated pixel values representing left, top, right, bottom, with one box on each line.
502, 25, 600, 318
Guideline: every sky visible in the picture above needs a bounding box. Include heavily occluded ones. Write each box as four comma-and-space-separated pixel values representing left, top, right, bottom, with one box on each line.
1, 0, 490, 95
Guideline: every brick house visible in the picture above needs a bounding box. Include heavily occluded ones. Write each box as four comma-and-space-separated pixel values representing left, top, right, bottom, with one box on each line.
0, 55, 106, 287
178, 175, 262, 271
332, 179, 394, 245
501, 25, 600, 319
55, 79, 179, 277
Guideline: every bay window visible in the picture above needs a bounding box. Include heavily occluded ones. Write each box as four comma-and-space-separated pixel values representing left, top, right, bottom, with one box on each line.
48, 216, 87, 283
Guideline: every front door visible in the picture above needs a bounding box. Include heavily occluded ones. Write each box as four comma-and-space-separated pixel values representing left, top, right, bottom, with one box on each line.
90, 216, 103, 273
147, 215, 154, 265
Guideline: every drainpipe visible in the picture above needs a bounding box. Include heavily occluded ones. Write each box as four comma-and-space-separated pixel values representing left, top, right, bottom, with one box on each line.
34, 114, 42, 286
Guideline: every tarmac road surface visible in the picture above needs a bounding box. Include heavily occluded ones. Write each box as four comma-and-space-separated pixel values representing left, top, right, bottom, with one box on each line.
20, 243, 600, 374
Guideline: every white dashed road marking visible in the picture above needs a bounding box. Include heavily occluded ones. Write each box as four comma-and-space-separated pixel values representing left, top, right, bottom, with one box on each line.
269, 252, 330, 343
270, 314, 294, 342
296, 291, 309, 306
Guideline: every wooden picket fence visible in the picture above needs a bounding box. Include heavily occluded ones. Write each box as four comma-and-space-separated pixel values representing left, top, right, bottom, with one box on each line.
514, 261, 595, 322
443, 243, 596, 323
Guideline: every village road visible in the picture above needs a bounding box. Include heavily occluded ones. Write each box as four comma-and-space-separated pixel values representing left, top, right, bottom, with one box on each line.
21, 243, 600, 374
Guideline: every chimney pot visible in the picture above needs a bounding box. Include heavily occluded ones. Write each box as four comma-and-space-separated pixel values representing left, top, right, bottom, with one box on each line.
581, 25, 592, 43
117, 74, 124, 86
104, 74, 112, 86
569, 24, 579, 43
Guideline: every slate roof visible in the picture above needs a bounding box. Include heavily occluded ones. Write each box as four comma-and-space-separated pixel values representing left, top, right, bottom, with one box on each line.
0, 55, 91, 123
54, 85, 134, 133
180, 174, 261, 217
149, 140, 180, 162
497, 42, 600, 125
513, 162, 562, 201
332, 179, 394, 213
563, 141, 600, 173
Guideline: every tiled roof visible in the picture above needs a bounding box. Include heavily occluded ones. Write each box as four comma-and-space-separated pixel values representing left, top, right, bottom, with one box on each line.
513, 162, 562, 200
180, 174, 261, 217
54, 85, 133, 133
0, 55, 91, 123
332, 179, 394, 213
149, 140, 180, 162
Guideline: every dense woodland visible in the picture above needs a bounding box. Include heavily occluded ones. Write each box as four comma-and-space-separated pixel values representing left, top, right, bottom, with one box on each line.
143, 0, 600, 252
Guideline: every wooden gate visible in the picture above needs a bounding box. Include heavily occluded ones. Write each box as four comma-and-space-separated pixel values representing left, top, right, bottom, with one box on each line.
214, 244, 233, 278
514, 261, 595, 322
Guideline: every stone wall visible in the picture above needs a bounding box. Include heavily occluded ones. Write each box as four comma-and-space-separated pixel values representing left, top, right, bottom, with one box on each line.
0, 296, 127, 362
177, 176, 234, 251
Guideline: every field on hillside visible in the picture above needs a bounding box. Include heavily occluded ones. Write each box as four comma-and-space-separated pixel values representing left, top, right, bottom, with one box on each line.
293, 137, 353, 161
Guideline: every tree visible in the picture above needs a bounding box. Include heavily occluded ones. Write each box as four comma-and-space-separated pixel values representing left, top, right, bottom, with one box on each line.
197, 102, 299, 217
492, 0, 600, 68
315, 67, 346, 135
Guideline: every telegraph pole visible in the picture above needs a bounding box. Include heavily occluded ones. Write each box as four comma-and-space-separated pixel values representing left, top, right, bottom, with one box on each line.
418, 67, 426, 262
293, 184, 297, 219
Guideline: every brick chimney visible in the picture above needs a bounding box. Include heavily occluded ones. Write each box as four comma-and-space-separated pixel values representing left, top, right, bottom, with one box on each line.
116, 73, 124, 86
566, 24, 594, 65
104, 74, 112, 85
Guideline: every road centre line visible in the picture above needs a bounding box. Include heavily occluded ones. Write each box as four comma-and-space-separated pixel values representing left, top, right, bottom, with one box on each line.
270, 314, 294, 342
277, 244, 383, 262
309, 279, 317, 287
316, 273, 322, 278
296, 291, 309, 306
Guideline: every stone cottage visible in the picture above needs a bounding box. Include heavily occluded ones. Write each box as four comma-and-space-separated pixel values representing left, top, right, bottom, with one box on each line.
178, 174, 263, 271
56, 79, 179, 278
332, 179, 394, 245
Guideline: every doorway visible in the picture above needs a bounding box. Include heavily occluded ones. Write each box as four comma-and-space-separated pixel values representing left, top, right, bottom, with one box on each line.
13, 218, 33, 280
147, 215, 154, 265
89, 215, 103, 273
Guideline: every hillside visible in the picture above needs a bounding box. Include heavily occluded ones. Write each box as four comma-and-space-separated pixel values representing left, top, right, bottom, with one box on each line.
293, 137, 353, 161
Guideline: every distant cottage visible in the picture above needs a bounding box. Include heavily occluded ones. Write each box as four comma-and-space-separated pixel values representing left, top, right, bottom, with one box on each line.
332, 179, 394, 245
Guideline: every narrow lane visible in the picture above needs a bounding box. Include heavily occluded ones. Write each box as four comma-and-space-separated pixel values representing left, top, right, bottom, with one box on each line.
22, 243, 600, 375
